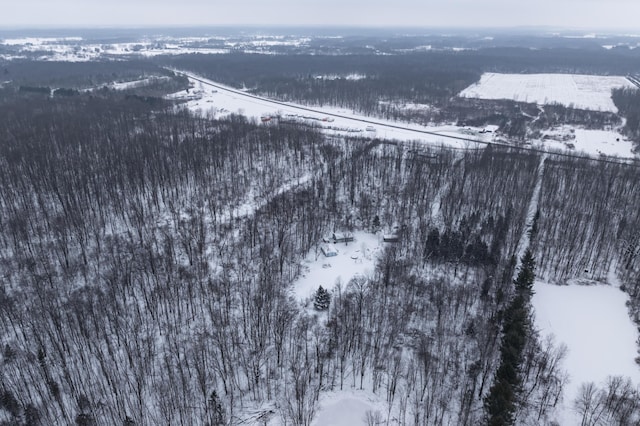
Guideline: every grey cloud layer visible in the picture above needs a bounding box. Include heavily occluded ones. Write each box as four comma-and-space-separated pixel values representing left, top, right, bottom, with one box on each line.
2, 0, 638, 29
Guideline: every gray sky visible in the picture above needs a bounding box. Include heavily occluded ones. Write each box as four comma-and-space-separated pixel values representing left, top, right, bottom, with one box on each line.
2, 0, 640, 30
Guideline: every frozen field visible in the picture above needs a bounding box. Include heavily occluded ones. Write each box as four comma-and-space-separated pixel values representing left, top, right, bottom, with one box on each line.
532, 280, 640, 425
460, 72, 634, 113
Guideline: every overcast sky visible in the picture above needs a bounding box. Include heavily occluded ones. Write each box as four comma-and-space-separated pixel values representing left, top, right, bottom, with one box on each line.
2, 0, 639, 30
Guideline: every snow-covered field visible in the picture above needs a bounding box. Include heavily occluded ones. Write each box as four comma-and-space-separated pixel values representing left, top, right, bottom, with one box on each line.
534, 126, 636, 157
460, 72, 634, 113
533, 279, 640, 425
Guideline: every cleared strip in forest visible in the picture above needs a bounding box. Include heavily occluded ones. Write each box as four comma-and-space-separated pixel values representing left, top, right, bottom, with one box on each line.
514, 154, 547, 278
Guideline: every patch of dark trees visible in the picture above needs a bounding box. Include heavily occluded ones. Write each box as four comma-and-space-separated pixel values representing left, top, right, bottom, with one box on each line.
423, 214, 509, 267
612, 87, 640, 150
484, 249, 536, 425
0, 60, 188, 103
1, 59, 160, 87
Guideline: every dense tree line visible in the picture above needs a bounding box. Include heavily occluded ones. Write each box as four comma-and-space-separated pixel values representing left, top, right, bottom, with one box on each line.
0, 61, 188, 105
533, 157, 640, 283
162, 52, 626, 138
160, 52, 481, 116
612, 87, 640, 149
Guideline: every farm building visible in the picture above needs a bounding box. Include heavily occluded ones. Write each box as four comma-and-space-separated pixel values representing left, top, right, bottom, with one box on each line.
321, 244, 338, 257
332, 232, 354, 243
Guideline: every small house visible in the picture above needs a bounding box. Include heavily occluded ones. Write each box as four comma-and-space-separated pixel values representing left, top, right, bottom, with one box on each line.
321, 244, 338, 257
383, 233, 400, 243
333, 232, 354, 244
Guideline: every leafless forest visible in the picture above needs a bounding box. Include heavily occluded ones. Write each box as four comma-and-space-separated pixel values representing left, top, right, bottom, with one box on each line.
0, 88, 638, 426
0, 29, 640, 425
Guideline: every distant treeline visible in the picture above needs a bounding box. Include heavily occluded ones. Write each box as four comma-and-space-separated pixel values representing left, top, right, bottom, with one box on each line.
159, 48, 640, 128
613, 87, 640, 149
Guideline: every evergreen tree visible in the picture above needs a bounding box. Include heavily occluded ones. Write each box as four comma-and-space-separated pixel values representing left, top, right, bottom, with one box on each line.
424, 228, 440, 260
484, 250, 536, 425
24, 404, 40, 426
209, 391, 225, 426
515, 249, 535, 299
313, 286, 331, 311
372, 215, 380, 230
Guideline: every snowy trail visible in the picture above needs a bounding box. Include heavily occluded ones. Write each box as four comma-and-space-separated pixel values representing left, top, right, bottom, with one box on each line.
514, 154, 547, 271
429, 181, 450, 228
222, 174, 313, 224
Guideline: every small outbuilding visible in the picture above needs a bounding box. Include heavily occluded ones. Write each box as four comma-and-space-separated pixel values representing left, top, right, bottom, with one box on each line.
321, 244, 338, 257
332, 232, 354, 244
383, 233, 400, 243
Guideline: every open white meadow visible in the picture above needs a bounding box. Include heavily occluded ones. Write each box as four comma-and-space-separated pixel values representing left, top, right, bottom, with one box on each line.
534, 126, 636, 157
460, 72, 635, 113
532, 280, 640, 425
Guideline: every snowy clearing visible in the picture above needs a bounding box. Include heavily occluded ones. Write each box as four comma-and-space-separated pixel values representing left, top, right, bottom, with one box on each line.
532, 280, 640, 425
534, 126, 636, 157
311, 390, 387, 426
460, 72, 634, 113
293, 231, 382, 303
81, 76, 172, 91
314, 73, 367, 81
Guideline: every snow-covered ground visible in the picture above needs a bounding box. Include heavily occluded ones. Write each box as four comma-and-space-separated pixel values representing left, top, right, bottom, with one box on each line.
460, 72, 634, 113
314, 73, 367, 81
288, 232, 390, 425
167, 71, 493, 149
532, 126, 636, 157
293, 231, 382, 303
164, 71, 640, 159
0, 35, 309, 61
312, 389, 387, 426
532, 279, 640, 425
81, 76, 171, 92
